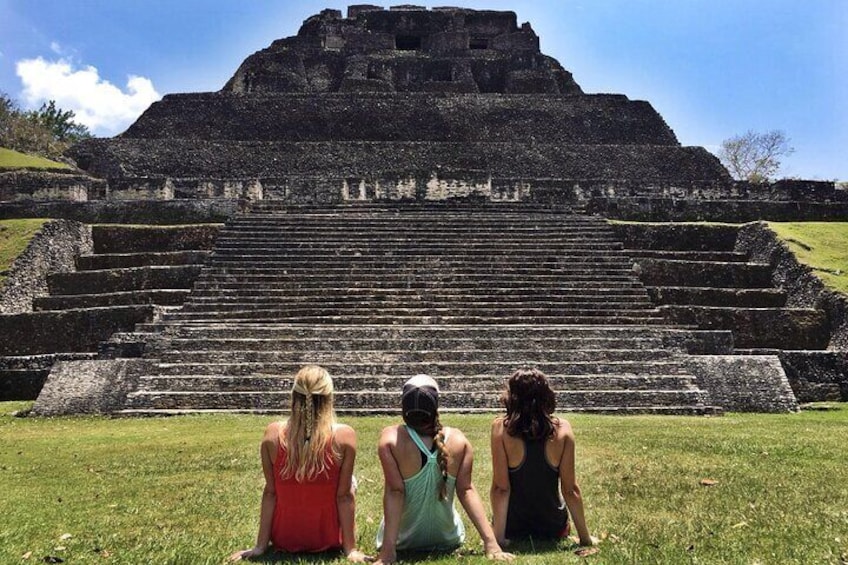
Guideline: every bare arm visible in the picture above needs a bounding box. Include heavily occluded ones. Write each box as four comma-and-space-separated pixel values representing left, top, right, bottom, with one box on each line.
334, 425, 369, 562
376, 426, 405, 565
489, 419, 511, 547
454, 430, 514, 561
559, 424, 593, 546
229, 422, 279, 561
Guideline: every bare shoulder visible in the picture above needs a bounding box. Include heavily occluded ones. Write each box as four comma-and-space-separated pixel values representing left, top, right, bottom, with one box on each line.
378, 424, 402, 446
555, 417, 575, 441
263, 420, 284, 441
490, 416, 506, 437
333, 422, 356, 441
444, 426, 470, 450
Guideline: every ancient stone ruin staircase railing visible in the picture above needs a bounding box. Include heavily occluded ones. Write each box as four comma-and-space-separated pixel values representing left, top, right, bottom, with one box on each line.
120, 202, 728, 415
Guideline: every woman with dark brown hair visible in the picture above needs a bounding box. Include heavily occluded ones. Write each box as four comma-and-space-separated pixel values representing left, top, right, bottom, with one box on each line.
490, 368, 595, 548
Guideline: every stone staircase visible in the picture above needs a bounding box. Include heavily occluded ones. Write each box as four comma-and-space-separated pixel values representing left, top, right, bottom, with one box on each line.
615, 224, 830, 351
0, 225, 215, 401
115, 203, 728, 415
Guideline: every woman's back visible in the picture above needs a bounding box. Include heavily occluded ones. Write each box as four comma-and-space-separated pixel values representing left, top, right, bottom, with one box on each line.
377, 425, 465, 551
497, 423, 569, 539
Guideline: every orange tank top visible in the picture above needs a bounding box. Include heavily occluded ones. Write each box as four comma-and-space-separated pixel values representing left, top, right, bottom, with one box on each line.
271, 438, 342, 552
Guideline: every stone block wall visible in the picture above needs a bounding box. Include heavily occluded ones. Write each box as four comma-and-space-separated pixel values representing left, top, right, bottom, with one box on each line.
118, 93, 680, 145
0, 220, 92, 314
735, 222, 848, 349
0, 171, 107, 202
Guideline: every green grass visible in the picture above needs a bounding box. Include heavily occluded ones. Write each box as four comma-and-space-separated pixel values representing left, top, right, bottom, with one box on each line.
0, 147, 70, 170
1, 403, 846, 564
768, 222, 848, 294
0, 218, 49, 287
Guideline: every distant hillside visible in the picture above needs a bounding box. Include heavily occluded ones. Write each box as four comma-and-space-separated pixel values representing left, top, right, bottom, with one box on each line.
0, 147, 71, 170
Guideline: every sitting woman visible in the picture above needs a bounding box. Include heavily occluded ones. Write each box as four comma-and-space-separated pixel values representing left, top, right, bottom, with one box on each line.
490, 368, 596, 548
375, 374, 514, 565
229, 365, 369, 562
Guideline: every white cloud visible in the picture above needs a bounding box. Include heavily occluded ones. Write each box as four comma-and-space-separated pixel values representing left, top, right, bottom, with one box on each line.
15, 56, 161, 136
49, 42, 63, 55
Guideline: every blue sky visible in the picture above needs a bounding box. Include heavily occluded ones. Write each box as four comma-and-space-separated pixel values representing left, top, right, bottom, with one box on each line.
1, 0, 845, 180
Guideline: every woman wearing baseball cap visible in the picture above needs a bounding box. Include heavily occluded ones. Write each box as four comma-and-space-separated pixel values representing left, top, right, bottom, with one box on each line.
374, 375, 514, 564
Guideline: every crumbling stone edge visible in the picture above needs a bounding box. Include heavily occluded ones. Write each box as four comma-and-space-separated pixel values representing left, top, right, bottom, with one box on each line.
0, 219, 92, 314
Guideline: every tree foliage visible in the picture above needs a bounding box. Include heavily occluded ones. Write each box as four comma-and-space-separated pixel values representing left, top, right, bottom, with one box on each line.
0, 92, 91, 161
718, 129, 794, 184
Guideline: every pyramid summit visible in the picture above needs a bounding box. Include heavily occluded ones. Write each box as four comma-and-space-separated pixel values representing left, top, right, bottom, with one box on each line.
68, 4, 731, 204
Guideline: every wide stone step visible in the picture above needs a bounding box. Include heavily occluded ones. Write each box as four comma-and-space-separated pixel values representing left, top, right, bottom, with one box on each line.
212, 242, 625, 252
151, 336, 669, 352
155, 348, 674, 364
625, 250, 749, 262
76, 251, 212, 270
48, 266, 203, 295
148, 360, 689, 376
646, 286, 787, 307
210, 250, 632, 260
145, 324, 690, 340
162, 312, 666, 325
199, 266, 636, 277
221, 225, 613, 234
193, 273, 639, 284
0, 306, 154, 356
209, 253, 633, 272
175, 305, 658, 318
186, 288, 651, 300
119, 405, 717, 416
136, 374, 697, 393
34, 290, 191, 311
182, 299, 654, 311
190, 280, 645, 291
125, 389, 706, 411
658, 305, 829, 349
636, 259, 774, 288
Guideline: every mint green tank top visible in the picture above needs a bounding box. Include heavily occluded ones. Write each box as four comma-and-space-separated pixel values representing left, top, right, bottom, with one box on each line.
376, 426, 466, 551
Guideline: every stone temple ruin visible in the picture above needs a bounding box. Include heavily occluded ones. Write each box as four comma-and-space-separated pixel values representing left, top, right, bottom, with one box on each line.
1, 5, 846, 415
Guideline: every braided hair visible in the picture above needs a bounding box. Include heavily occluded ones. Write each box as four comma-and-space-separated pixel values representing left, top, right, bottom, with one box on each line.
402, 375, 449, 500
281, 365, 338, 482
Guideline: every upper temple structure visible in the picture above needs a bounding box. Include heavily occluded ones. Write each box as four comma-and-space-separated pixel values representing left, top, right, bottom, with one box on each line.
67, 5, 734, 204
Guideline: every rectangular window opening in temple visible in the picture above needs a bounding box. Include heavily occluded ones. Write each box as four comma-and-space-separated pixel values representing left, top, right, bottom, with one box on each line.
395, 35, 422, 50
469, 37, 489, 49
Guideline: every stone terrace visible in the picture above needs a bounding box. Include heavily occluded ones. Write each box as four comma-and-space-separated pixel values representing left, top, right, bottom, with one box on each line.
115, 203, 732, 415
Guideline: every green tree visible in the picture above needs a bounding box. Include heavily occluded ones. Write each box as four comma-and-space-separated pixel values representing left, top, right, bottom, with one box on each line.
0, 93, 91, 159
27, 100, 91, 143
718, 129, 794, 184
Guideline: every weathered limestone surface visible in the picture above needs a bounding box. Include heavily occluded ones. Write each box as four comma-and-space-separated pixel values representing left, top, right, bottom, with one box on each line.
121, 93, 677, 144
0, 171, 107, 202
0, 306, 153, 356
31, 359, 150, 416
0, 220, 92, 314
736, 222, 848, 349
685, 355, 798, 412
779, 351, 848, 402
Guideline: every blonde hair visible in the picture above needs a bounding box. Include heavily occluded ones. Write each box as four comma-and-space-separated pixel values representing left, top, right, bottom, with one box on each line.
280, 365, 338, 482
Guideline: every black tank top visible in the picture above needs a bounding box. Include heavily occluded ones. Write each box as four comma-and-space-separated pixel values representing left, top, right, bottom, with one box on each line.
505, 438, 569, 539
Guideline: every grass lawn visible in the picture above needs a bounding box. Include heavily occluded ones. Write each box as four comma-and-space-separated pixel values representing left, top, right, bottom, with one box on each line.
0, 147, 70, 170
768, 222, 848, 295
0, 218, 49, 287
1, 403, 846, 564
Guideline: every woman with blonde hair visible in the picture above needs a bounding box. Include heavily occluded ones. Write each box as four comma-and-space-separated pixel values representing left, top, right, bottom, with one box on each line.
490, 368, 595, 549
230, 365, 369, 562
374, 374, 514, 564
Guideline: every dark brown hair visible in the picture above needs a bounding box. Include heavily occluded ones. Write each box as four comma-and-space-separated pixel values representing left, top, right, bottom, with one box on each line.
501, 368, 558, 441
